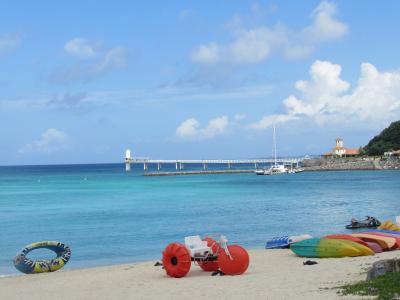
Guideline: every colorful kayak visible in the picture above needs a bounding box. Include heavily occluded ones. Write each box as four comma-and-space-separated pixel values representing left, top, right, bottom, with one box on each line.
364, 232, 400, 249
351, 233, 396, 250
324, 234, 370, 248
365, 242, 383, 253
290, 238, 374, 258
367, 229, 400, 236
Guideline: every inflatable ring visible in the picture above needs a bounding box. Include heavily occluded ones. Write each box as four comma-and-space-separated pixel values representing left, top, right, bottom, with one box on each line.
162, 243, 191, 278
13, 241, 71, 274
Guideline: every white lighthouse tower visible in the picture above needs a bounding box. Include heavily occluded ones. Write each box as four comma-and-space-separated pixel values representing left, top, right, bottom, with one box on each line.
125, 149, 132, 171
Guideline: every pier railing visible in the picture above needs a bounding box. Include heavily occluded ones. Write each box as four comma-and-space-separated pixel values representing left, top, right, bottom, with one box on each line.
124, 157, 304, 171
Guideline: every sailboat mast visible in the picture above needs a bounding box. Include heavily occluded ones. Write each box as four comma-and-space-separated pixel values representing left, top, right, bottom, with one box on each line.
273, 124, 277, 166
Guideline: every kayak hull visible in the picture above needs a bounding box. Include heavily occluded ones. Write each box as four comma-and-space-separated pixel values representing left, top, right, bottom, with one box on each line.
324, 234, 370, 248
290, 238, 374, 258
351, 233, 396, 250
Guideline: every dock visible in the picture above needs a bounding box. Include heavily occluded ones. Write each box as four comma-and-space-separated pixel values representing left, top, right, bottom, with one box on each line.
124, 149, 305, 173
144, 169, 255, 176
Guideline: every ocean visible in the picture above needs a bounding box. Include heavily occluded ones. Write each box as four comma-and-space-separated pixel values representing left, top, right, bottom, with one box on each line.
0, 164, 399, 275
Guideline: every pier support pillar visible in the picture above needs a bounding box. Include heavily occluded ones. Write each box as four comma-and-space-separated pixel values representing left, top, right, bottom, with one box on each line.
203, 163, 207, 170
157, 163, 161, 170
180, 162, 183, 170
144, 163, 148, 171
254, 163, 257, 169
176, 162, 178, 170
125, 162, 131, 172
228, 162, 231, 169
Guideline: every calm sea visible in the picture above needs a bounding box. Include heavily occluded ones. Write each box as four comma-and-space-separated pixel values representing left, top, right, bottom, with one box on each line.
0, 164, 399, 275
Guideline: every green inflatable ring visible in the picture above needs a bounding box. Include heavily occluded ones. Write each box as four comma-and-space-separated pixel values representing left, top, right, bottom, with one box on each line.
13, 241, 71, 274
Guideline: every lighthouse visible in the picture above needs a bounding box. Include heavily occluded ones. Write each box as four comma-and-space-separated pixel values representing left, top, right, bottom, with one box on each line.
125, 149, 132, 172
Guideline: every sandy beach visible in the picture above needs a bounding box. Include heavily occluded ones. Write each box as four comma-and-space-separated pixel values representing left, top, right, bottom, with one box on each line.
1, 249, 399, 300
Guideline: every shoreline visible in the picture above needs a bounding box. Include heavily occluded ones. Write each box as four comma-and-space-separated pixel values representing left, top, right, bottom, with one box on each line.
1, 249, 399, 300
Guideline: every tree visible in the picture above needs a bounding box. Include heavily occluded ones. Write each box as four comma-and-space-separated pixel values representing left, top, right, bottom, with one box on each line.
363, 121, 400, 156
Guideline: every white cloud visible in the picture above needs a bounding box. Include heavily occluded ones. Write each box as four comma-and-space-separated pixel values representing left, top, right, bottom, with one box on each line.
191, 1, 347, 65
250, 60, 400, 129
249, 114, 297, 129
176, 116, 230, 140
64, 38, 98, 58
234, 113, 246, 121
306, 1, 348, 41
50, 39, 127, 84
0, 33, 21, 54
19, 129, 70, 153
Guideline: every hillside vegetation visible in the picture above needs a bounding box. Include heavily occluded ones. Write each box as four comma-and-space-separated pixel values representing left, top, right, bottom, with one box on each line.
363, 121, 400, 156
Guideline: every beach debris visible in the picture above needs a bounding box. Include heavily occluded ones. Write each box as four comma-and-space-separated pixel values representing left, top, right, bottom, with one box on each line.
154, 261, 162, 266
13, 241, 71, 274
367, 286, 379, 293
211, 270, 225, 276
161, 235, 249, 278
303, 260, 318, 265
367, 258, 400, 280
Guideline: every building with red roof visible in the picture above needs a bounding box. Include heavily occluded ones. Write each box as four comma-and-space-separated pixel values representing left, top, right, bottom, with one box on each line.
323, 138, 360, 157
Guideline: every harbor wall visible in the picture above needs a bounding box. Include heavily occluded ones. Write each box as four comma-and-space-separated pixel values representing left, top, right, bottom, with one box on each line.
302, 157, 400, 171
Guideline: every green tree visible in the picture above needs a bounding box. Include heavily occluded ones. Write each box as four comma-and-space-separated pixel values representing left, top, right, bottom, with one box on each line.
363, 121, 400, 155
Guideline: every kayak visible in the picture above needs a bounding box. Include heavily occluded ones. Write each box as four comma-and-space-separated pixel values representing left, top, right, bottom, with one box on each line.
324, 234, 370, 248
365, 242, 383, 253
366, 229, 400, 236
364, 232, 400, 249
351, 233, 396, 250
290, 238, 374, 258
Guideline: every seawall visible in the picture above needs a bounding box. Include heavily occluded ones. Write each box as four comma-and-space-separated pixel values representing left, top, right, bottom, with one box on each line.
302, 157, 400, 171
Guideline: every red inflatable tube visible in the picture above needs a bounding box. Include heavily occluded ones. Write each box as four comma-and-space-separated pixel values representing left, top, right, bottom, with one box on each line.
162, 243, 191, 278
198, 237, 219, 272
218, 245, 249, 275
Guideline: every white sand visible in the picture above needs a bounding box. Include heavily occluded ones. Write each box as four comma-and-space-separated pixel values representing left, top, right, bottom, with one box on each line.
1, 249, 399, 300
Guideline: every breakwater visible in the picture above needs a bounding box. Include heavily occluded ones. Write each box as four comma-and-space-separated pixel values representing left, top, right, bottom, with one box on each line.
303, 157, 400, 171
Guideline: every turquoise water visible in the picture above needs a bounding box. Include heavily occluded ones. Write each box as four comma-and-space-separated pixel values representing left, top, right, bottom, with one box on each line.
0, 164, 399, 275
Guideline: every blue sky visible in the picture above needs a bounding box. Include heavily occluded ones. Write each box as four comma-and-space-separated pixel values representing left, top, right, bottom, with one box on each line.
1, 1, 400, 165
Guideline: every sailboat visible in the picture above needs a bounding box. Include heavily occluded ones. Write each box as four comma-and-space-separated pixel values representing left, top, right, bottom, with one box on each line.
255, 124, 289, 175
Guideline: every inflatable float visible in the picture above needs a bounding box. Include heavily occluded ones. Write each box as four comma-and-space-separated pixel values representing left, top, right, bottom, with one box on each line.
161, 235, 249, 278
14, 241, 71, 274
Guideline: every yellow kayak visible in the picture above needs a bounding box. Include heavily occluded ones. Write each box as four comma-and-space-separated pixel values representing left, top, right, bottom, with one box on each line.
291, 238, 374, 258
351, 233, 395, 250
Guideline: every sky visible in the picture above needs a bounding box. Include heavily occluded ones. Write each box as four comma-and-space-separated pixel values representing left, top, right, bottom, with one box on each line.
1, 1, 400, 165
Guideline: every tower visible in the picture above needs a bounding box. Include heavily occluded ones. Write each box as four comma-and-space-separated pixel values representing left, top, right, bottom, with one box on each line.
336, 138, 344, 148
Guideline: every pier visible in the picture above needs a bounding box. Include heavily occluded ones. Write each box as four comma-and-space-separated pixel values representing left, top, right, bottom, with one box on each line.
124, 149, 304, 173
